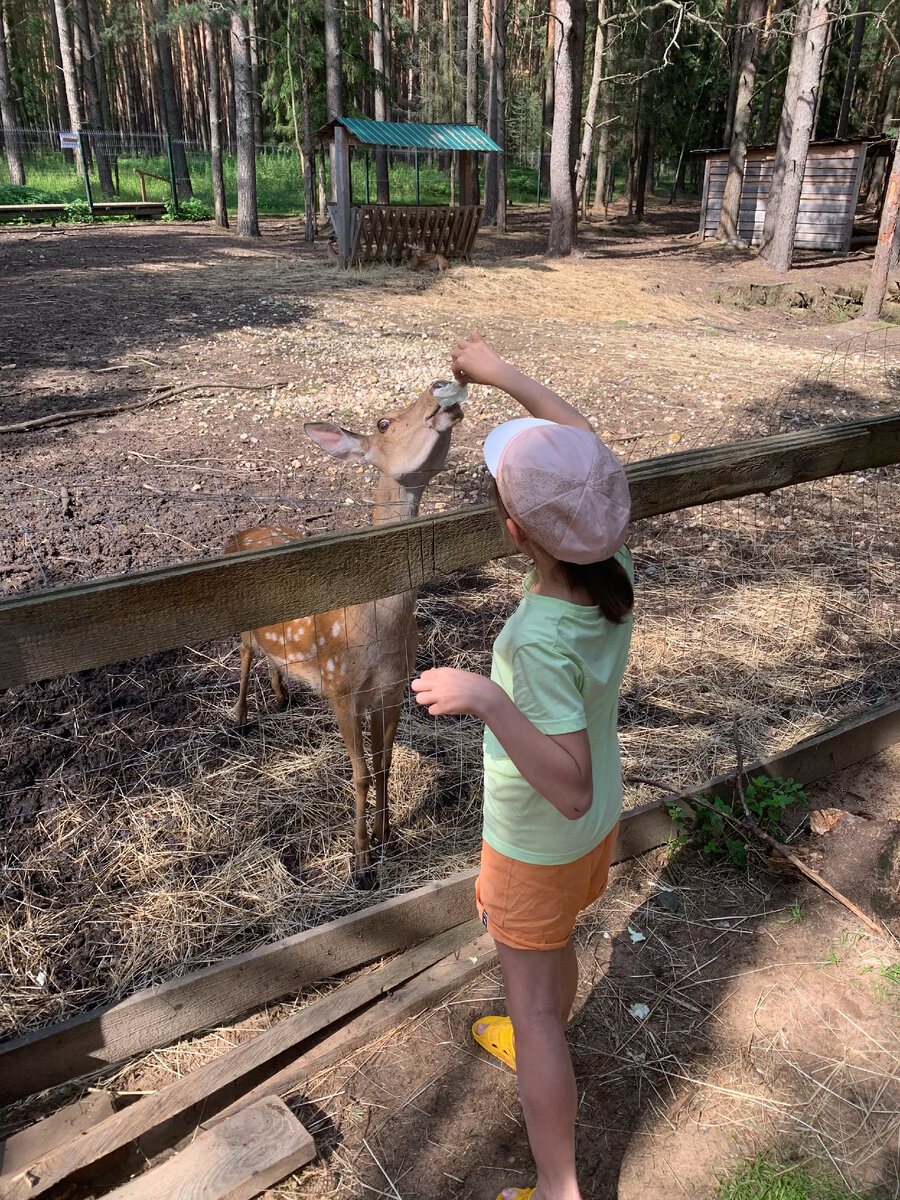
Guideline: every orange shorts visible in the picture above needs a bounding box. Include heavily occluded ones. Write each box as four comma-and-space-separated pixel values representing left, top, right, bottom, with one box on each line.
475, 823, 620, 951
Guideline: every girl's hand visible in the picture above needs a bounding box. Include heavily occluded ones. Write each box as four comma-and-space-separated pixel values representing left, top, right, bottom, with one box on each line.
451, 331, 507, 388
411, 667, 499, 718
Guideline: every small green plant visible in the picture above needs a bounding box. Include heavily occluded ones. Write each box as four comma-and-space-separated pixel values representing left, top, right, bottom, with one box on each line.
161, 196, 212, 221
717, 1150, 883, 1199
63, 197, 93, 222
859, 961, 900, 1003
691, 775, 806, 869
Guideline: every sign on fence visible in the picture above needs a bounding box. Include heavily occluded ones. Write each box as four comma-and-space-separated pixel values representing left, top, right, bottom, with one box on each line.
59, 131, 79, 150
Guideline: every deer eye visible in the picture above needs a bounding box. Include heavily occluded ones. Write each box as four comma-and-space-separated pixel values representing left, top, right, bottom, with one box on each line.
377, 419, 391, 433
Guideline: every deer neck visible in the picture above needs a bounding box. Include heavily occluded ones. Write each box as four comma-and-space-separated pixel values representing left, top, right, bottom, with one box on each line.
372, 473, 428, 527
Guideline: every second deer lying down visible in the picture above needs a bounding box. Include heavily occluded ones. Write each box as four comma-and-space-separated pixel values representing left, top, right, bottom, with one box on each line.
405, 243, 450, 273
224, 382, 464, 886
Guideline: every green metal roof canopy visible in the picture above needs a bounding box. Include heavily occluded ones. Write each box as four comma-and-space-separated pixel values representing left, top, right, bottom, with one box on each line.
317, 117, 501, 152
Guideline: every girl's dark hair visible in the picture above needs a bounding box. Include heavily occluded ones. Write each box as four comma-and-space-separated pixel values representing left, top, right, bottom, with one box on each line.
560, 557, 634, 624
489, 478, 634, 624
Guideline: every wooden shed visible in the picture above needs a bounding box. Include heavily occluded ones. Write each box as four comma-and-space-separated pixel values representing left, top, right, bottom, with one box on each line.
317, 117, 501, 269
697, 137, 890, 252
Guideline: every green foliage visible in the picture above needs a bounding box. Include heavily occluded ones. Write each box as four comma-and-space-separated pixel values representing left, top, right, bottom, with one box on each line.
716, 1151, 883, 1200
162, 196, 213, 221
0, 183, 60, 205
691, 776, 806, 869
64, 198, 93, 222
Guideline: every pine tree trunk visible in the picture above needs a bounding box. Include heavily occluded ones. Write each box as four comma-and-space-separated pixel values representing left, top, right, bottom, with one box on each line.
53, 0, 85, 174
153, 0, 193, 197
540, 0, 554, 189
203, 20, 228, 228
493, 0, 506, 231
372, 0, 390, 202
591, 70, 609, 214
861, 135, 900, 319
247, 0, 263, 146
0, 0, 24, 185
811, 11, 832, 137
716, 0, 766, 242
231, 7, 259, 237
47, 0, 74, 161
291, 0, 317, 241
835, 0, 865, 137
761, 0, 829, 271
756, 0, 784, 141
723, 0, 747, 145
547, 0, 581, 254
75, 0, 115, 195
324, 0, 342, 200
482, 0, 497, 222
760, 0, 812, 252
574, 0, 604, 211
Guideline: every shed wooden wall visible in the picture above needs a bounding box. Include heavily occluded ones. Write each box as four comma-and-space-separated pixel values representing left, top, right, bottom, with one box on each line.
699, 143, 867, 250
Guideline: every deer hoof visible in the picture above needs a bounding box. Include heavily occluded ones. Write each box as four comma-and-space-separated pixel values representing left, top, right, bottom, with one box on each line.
353, 861, 379, 890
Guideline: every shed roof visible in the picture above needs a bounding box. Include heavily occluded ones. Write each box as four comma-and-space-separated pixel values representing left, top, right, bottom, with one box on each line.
316, 117, 502, 152
692, 134, 892, 156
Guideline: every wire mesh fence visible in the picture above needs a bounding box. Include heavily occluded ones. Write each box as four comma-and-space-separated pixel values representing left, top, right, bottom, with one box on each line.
1, 329, 899, 1039
0, 126, 694, 220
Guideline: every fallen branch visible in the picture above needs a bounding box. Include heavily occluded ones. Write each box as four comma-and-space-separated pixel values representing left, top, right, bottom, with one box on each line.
687, 315, 740, 334
630, 758, 886, 939
0, 380, 288, 435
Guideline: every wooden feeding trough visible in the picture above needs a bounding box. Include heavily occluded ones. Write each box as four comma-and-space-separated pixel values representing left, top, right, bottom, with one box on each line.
316, 117, 501, 268
696, 136, 896, 252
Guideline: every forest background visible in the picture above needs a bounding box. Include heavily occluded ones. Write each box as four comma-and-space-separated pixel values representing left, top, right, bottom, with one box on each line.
0, 0, 898, 259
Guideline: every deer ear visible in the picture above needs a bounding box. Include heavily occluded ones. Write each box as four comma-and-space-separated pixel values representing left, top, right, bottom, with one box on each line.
304, 422, 370, 463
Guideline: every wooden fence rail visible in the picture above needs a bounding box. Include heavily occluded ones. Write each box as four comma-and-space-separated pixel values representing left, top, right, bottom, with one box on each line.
1, 412, 899, 689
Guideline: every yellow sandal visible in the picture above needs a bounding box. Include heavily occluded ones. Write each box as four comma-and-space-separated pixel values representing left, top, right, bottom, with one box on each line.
494, 1189, 535, 1200
472, 1014, 516, 1070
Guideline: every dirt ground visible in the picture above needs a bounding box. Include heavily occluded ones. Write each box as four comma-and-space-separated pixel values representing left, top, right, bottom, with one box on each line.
2, 200, 899, 1198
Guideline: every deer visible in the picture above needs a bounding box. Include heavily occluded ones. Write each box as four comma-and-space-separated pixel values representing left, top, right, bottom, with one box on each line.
325, 236, 339, 266
404, 242, 450, 274
224, 381, 465, 887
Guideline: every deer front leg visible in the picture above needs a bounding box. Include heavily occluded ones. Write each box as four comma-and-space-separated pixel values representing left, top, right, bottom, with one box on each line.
370, 690, 404, 853
331, 693, 375, 886
233, 634, 254, 727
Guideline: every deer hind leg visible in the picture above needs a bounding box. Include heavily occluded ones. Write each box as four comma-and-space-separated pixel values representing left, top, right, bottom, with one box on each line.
268, 661, 288, 711
370, 686, 404, 854
233, 634, 254, 727
331, 692, 375, 886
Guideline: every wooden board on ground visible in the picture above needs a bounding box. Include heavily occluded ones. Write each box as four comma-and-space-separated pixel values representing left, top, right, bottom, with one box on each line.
4, 412, 900, 689
98, 1097, 314, 1200
0, 871, 477, 1106
0, 920, 482, 1200
0, 1094, 113, 1178
203, 932, 498, 1131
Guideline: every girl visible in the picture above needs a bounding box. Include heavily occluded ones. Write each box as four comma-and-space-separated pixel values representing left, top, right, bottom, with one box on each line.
411, 332, 634, 1200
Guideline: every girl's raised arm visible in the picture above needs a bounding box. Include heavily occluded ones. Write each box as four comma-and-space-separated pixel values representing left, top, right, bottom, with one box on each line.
451, 331, 592, 431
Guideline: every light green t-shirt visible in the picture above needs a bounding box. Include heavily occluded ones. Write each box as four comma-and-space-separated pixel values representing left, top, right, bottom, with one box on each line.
482, 547, 633, 866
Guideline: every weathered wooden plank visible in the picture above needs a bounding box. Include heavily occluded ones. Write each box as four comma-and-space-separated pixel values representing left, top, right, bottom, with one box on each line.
3, 413, 900, 689
202, 933, 498, 1129
0, 872, 479, 1106
0, 921, 482, 1200
0, 1095, 114, 1178
98, 1097, 314, 1200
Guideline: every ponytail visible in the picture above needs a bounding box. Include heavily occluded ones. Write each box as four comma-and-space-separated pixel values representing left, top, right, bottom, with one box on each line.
561, 557, 634, 624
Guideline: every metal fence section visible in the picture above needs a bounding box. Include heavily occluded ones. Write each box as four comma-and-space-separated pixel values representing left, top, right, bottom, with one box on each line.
0, 126, 700, 220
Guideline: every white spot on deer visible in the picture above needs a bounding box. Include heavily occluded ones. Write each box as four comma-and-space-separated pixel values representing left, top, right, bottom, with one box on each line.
265, 631, 279, 643
331, 621, 341, 638
340, 662, 348, 675
318, 636, 326, 646
326, 658, 335, 673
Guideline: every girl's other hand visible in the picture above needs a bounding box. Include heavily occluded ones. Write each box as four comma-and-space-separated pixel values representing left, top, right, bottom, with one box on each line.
450, 331, 506, 388
411, 667, 499, 718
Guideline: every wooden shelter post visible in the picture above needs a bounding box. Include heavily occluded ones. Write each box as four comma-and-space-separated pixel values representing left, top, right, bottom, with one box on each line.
459, 150, 474, 205
334, 123, 353, 269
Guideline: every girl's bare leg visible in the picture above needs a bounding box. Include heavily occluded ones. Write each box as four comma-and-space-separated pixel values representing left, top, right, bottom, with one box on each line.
496, 939, 582, 1200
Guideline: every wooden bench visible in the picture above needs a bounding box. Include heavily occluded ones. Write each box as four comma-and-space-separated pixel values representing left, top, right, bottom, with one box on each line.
0, 202, 166, 221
